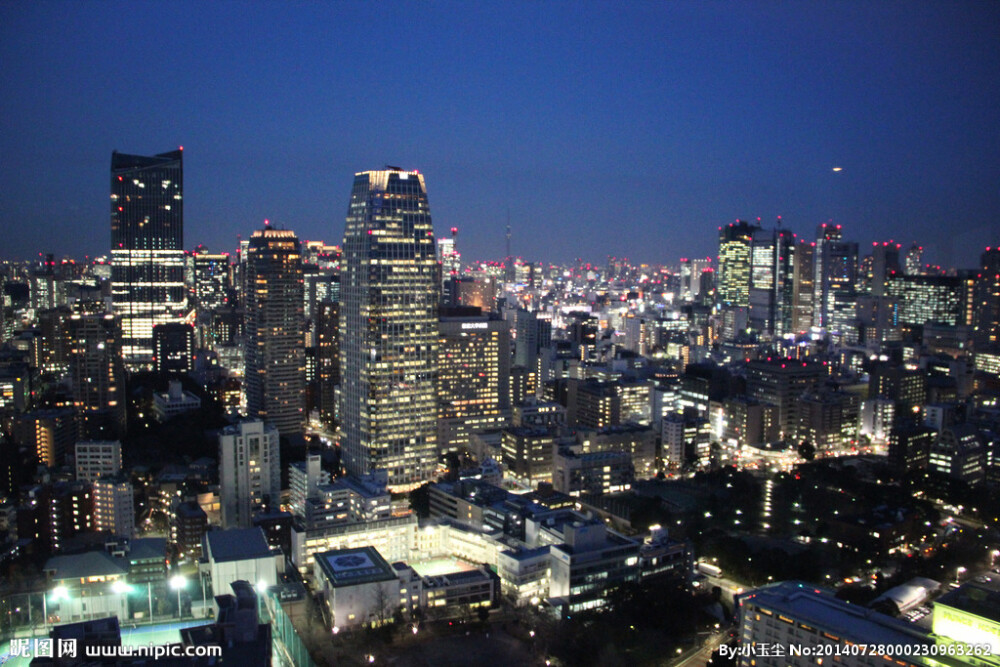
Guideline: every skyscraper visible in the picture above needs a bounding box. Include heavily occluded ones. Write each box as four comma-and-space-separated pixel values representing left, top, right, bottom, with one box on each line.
340, 169, 439, 491
974, 247, 1000, 347
748, 226, 795, 337
111, 149, 186, 370
245, 226, 305, 436
437, 310, 511, 452
813, 223, 858, 333
717, 221, 756, 307
870, 241, 901, 297
791, 239, 815, 333
905, 242, 924, 276
68, 313, 125, 439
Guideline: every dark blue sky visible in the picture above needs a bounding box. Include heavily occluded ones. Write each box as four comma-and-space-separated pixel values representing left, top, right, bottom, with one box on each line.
1, 1, 998, 268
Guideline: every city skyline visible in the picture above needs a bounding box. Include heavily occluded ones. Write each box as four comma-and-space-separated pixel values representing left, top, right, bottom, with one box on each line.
2, 2, 998, 267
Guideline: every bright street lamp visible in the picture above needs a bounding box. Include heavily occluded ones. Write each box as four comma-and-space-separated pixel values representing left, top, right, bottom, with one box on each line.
170, 575, 186, 618
43, 587, 68, 629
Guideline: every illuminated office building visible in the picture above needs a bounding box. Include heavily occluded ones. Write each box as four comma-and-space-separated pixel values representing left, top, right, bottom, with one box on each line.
746, 358, 824, 441
885, 274, 970, 327
717, 221, 755, 307
110, 149, 186, 370
340, 169, 439, 491
245, 226, 305, 436
905, 242, 924, 276
748, 226, 795, 337
791, 239, 815, 332
437, 310, 511, 452
192, 251, 230, 310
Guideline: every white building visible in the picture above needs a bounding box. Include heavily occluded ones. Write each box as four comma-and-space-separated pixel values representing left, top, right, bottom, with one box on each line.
42, 551, 131, 623
218, 420, 281, 529
75, 440, 122, 483
313, 546, 496, 630
545, 517, 640, 613
93, 474, 134, 539
202, 527, 280, 598
303, 471, 392, 530
736, 581, 933, 667
152, 381, 202, 423
288, 453, 329, 519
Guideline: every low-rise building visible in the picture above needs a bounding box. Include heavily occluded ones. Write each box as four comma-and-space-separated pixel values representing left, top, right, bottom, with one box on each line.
575, 423, 657, 477
497, 546, 551, 606
202, 527, 280, 598
552, 445, 633, 496
736, 581, 932, 667
74, 440, 122, 483
314, 546, 401, 629
151, 381, 202, 423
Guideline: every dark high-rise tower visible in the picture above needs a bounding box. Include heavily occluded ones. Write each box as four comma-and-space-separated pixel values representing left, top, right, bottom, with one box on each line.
340, 169, 439, 491
813, 223, 858, 334
245, 226, 305, 436
973, 247, 1000, 347
111, 149, 186, 370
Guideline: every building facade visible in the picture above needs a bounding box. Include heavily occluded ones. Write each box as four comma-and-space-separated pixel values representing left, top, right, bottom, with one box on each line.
340, 169, 439, 491
218, 420, 281, 529
110, 149, 186, 370
245, 227, 305, 436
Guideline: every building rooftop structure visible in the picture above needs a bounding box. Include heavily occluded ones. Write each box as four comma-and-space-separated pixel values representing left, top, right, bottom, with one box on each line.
314, 546, 397, 588
44, 550, 128, 581
204, 527, 272, 563
934, 571, 1000, 626
739, 580, 932, 649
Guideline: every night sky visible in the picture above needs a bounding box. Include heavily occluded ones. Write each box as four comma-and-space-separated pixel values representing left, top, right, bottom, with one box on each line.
1, 1, 998, 268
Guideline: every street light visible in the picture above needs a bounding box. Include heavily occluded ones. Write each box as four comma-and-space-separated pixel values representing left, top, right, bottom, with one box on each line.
170, 575, 186, 618
255, 580, 268, 621
45, 586, 69, 628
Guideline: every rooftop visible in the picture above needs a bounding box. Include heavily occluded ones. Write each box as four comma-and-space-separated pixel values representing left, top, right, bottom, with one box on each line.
45, 550, 128, 581
128, 537, 167, 562
742, 581, 931, 647
315, 546, 397, 588
935, 573, 1000, 624
205, 528, 272, 563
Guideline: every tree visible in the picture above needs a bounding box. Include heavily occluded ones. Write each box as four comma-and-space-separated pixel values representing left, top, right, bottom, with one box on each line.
369, 583, 395, 626
798, 440, 816, 461
409, 484, 431, 518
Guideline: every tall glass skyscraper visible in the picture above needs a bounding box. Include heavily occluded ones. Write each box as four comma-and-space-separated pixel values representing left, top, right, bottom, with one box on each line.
110, 149, 186, 370
717, 220, 756, 307
340, 169, 439, 491
245, 226, 305, 436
